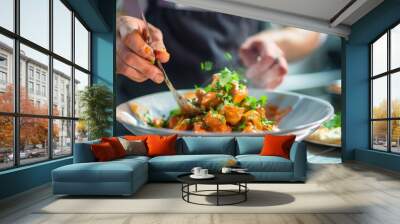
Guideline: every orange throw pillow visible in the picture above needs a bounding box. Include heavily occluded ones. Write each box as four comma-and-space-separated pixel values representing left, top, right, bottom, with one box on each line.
124, 135, 149, 141
91, 142, 117, 162
101, 137, 126, 158
146, 135, 177, 157
260, 134, 296, 159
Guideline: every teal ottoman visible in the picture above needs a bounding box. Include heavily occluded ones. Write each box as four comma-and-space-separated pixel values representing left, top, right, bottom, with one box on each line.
52, 156, 148, 196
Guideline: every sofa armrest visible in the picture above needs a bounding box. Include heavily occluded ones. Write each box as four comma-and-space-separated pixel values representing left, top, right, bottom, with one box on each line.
289, 141, 307, 181
73, 140, 100, 163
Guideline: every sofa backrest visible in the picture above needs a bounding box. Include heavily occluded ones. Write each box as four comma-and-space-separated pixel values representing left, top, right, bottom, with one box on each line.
235, 137, 264, 155
178, 137, 236, 155
73, 140, 100, 163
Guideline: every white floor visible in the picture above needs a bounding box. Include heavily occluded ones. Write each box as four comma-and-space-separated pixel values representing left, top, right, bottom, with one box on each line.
306, 143, 342, 164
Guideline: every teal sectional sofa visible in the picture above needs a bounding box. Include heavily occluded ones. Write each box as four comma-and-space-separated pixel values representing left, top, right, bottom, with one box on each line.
52, 137, 307, 196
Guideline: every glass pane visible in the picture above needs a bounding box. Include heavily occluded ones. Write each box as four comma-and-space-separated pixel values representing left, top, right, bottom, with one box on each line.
53, 119, 72, 157
391, 24, 400, 70
391, 120, 400, 153
74, 17, 89, 70
0, 35, 14, 112
74, 69, 89, 117
372, 76, 387, 119
20, 0, 49, 49
0, 0, 14, 31
20, 117, 49, 165
75, 120, 88, 143
391, 72, 400, 118
372, 121, 388, 151
0, 116, 14, 170
20, 44, 49, 115
53, 59, 72, 117
372, 33, 387, 76
53, 0, 72, 60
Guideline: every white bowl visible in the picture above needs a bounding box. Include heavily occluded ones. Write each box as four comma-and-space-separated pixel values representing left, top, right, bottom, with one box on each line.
116, 89, 334, 141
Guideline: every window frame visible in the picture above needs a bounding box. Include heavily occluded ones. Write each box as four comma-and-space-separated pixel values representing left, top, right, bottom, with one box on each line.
0, 0, 92, 171
369, 20, 400, 154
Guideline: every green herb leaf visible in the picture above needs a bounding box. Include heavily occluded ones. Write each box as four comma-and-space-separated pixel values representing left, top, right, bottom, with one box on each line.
169, 108, 181, 117
224, 52, 233, 61
258, 95, 267, 107
200, 61, 213, 72
323, 113, 341, 129
261, 118, 273, 126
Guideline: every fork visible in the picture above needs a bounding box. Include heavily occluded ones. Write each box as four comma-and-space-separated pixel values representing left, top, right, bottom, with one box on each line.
140, 12, 201, 116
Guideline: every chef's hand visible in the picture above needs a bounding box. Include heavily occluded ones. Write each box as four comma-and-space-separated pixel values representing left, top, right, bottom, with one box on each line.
239, 34, 288, 89
116, 16, 170, 83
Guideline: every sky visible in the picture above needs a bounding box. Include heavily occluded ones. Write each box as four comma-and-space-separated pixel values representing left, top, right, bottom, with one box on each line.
0, 0, 89, 75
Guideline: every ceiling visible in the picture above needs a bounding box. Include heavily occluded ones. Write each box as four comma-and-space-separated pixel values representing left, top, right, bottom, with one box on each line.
168, 0, 384, 38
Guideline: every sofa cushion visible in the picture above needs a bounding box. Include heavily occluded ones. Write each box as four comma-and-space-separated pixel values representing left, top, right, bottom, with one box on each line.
124, 135, 149, 141
149, 154, 235, 172
101, 137, 127, 158
236, 155, 293, 172
236, 137, 264, 155
115, 155, 150, 163
118, 138, 147, 156
53, 158, 147, 183
260, 134, 296, 159
91, 142, 118, 162
147, 135, 177, 157
180, 137, 235, 155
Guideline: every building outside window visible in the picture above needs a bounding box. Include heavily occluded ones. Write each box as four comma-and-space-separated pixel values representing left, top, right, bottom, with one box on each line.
35, 70, 40, 81
28, 66, 34, 80
0, 0, 91, 170
35, 83, 40, 95
0, 54, 7, 67
0, 71, 6, 85
41, 85, 46, 97
28, 81, 34, 94
370, 22, 400, 154
0, 54, 7, 89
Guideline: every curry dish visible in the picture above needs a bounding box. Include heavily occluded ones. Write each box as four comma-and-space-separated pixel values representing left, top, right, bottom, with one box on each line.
130, 68, 276, 133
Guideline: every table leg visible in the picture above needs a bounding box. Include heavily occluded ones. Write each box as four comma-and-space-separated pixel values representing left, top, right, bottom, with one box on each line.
187, 184, 190, 202
181, 184, 183, 199
195, 184, 198, 192
245, 183, 247, 201
217, 184, 219, 206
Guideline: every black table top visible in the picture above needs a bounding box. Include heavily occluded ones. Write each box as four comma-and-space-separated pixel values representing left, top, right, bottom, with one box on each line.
177, 173, 255, 185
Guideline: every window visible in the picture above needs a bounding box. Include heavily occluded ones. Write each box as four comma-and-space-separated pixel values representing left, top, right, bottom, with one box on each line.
0, 55, 7, 67
74, 17, 90, 70
28, 81, 34, 94
0, 54, 7, 88
35, 70, 40, 81
53, 0, 72, 60
35, 83, 40, 95
53, 59, 72, 117
28, 67, 34, 80
0, 0, 91, 170
370, 23, 400, 154
0, 0, 14, 32
20, 0, 49, 49
0, 35, 13, 113
0, 71, 6, 85
42, 85, 46, 97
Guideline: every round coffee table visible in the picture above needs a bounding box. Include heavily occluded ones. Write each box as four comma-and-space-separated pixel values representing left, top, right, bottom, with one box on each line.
177, 173, 255, 206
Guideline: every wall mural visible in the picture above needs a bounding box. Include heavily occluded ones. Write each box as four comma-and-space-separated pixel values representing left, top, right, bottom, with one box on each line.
114, 0, 342, 148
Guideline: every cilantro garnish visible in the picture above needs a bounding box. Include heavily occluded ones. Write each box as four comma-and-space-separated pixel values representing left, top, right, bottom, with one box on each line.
200, 61, 213, 72
323, 113, 341, 129
224, 52, 233, 61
